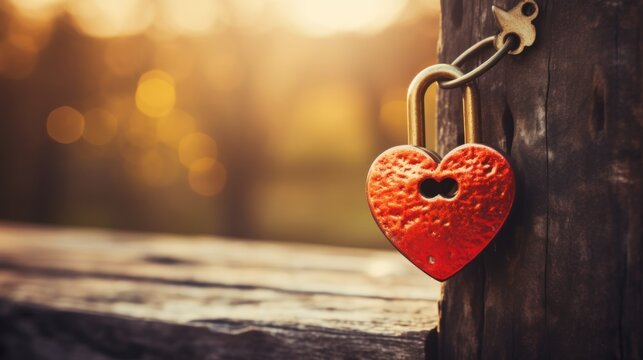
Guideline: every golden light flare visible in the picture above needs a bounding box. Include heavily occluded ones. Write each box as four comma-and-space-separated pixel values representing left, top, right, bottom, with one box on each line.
278, 82, 371, 163
156, 109, 197, 148
158, 0, 220, 36
67, 0, 154, 38
46, 106, 85, 144
188, 158, 226, 196
178, 132, 218, 168
0, 0, 443, 244
227, 2, 271, 30
5, 0, 426, 39
278, 0, 408, 36
82, 109, 118, 145
135, 70, 176, 118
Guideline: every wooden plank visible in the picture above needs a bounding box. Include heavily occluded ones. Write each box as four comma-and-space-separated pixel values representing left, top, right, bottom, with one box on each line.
0, 224, 440, 359
437, 0, 641, 358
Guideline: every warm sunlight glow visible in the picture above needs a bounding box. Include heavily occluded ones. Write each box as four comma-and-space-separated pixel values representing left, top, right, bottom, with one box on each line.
135, 70, 176, 118
47, 106, 85, 144
278, 0, 408, 36
0, 0, 443, 244
68, 0, 153, 38
278, 82, 370, 163
159, 0, 219, 35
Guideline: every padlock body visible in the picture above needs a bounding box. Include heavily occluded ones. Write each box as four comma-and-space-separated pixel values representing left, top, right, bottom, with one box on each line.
366, 144, 515, 281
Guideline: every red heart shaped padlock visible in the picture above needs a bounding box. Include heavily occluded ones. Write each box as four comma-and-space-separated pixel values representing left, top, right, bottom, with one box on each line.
367, 144, 514, 281
366, 64, 515, 281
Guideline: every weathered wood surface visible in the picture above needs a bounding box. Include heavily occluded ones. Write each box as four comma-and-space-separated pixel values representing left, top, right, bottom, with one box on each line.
0, 223, 441, 359
437, 0, 641, 358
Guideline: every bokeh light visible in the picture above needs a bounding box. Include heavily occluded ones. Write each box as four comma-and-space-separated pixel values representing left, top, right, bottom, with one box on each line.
0, 0, 441, 245
47, 106, 85, 144
278, 0, 408, 36
135, 70, 176, 118
67, 0, 154, 38
158, 0, 220, 36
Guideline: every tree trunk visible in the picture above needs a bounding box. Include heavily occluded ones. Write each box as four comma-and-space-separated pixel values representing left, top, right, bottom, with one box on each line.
436, 0, 641, 358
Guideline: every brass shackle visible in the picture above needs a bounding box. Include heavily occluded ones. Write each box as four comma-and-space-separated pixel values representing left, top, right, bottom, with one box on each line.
407, 64, 480, 148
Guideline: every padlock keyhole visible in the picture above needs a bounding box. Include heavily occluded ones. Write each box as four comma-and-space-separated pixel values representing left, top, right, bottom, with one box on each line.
420, 178, 458, 199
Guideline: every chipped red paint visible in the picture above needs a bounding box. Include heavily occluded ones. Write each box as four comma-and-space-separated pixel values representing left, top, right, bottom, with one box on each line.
366, 144, 515, 281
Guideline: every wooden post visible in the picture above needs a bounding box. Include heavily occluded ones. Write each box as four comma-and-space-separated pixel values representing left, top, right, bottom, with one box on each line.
436, 0, 641, 358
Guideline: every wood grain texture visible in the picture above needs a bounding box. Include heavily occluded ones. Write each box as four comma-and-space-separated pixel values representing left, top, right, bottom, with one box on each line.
0, 224, 441, 359
437, 0, 641, 358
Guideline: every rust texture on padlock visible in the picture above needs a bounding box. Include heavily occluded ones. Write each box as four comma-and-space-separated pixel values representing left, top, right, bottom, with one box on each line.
366, 64, 515, 281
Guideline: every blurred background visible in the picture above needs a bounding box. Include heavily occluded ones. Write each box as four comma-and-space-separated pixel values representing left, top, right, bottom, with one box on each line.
0, 0, 440, 248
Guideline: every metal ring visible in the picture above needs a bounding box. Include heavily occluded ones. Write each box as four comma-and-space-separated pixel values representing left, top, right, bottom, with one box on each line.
439, 34, 518, 89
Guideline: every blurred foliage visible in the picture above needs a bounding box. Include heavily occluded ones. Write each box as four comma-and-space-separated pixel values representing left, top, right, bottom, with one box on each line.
0, 0, 440, 248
